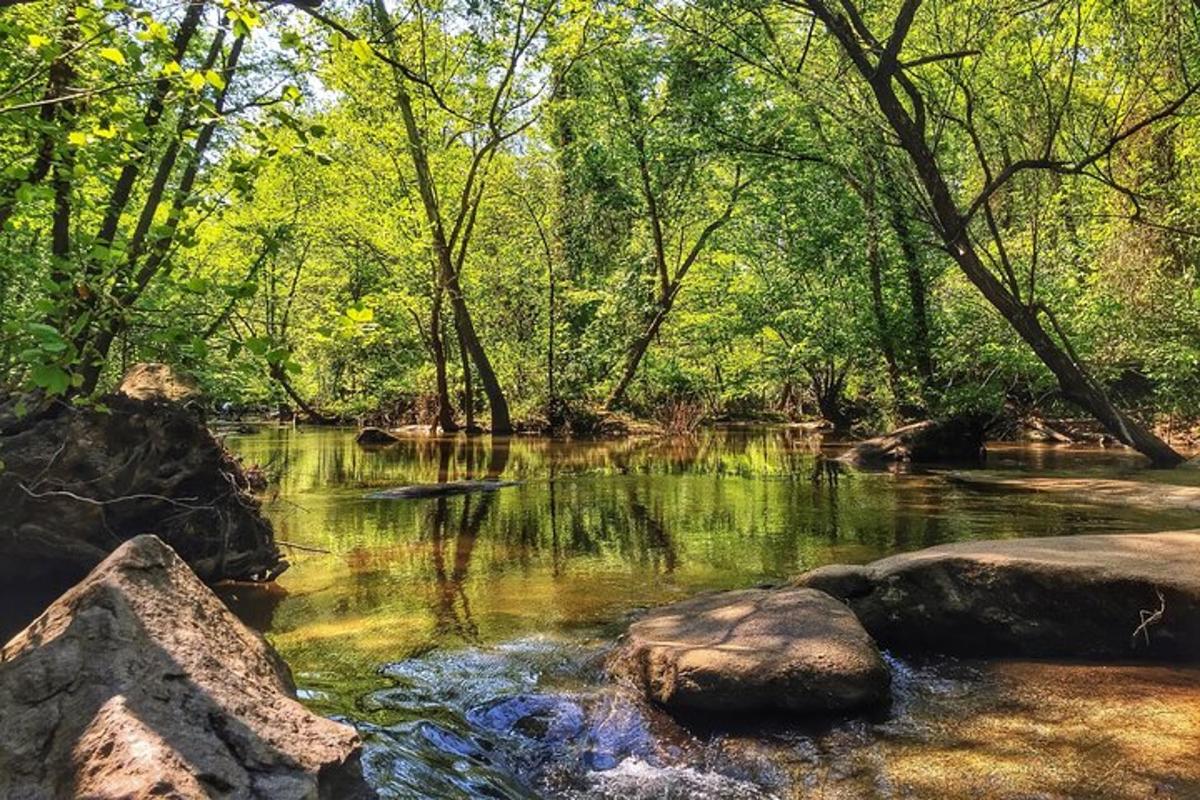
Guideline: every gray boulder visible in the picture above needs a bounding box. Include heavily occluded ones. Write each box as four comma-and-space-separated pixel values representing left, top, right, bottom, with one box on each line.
0, 535, 372, 799
609, 588, 890, 715
795, 531, 1200, 659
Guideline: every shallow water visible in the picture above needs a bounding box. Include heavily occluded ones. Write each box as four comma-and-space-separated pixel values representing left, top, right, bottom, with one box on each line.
221, 427, 1200, 798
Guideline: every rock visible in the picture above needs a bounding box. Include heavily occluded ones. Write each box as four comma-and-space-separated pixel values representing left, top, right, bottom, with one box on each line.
0, 393, 284, 604
0, 535, 372, 799
609, 588, 890, 714
794, 531, 1200, 660
355, 426, 401, 446
118, 361, 202, 403
945, 471, 1200, 513
838, 417, 986, 466
367, 479, 520, 500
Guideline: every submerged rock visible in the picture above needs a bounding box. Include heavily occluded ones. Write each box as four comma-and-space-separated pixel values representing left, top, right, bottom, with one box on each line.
839, 418, 986, 466
609, 588, 890, 715
356, 426, 401, 446
795, 531, 1200, 659
0, 535, 371, 799
0, 392, 283, 595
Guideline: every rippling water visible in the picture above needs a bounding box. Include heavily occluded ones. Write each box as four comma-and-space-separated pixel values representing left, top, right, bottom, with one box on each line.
220, 427, 1200, 798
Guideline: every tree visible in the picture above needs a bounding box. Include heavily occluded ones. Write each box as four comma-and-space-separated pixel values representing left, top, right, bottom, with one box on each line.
778, 0, 1197, 464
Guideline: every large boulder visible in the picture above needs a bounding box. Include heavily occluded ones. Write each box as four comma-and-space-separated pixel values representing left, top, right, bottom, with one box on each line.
839, 417, 986, 466
0, 535, 372, 799
609, 588, 890, 715
795, 531, 1200, 660
0, 392, 284, 601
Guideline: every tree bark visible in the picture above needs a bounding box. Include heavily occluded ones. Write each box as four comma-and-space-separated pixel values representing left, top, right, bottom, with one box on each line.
430, 288, 459, 433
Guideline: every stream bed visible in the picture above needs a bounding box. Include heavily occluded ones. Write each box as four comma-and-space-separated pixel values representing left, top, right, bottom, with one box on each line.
221, 427, 1200, 799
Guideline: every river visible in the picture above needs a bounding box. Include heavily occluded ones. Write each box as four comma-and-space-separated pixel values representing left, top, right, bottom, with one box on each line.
221, 426, 1200, 799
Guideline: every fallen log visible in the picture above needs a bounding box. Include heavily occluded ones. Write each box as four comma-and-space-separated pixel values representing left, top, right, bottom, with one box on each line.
367, 479, 520, 500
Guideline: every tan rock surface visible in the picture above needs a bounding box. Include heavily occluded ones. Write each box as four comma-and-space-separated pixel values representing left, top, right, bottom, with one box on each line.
0, 535, 371, 800
609, 588, 890, 714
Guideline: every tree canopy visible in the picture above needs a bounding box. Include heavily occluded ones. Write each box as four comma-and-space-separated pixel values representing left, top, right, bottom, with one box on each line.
3, 0, 1200, 461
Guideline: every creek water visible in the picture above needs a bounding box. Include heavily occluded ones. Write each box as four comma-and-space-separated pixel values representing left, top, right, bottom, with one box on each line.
221, 427, 1200, 799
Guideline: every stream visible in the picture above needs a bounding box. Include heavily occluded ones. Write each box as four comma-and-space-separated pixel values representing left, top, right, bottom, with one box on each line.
221, 427, 1200, 799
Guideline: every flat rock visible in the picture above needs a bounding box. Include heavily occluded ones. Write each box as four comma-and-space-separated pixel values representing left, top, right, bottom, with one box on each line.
609, 588, 890, 714
945, 471, 1200, 512
0, 535, 372, 800
368, 479, 519, 499
795, 531, 1200, 659
839, 418, 985, 466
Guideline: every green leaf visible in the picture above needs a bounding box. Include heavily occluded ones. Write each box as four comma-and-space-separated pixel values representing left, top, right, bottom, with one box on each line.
99, 47, 127, 66
351, 38, 373, 64
204, 70, 226, 91
27, 34, 50, 49
346, 304, 374, 323
30, 364, 70, 395
280, 31, 301, 49
245, 336, 270, 356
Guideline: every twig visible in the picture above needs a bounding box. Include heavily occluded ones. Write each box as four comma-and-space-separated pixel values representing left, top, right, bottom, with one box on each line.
276, 539, 331, 554
1132, 589, 1165, 647
17, 483, 207, 510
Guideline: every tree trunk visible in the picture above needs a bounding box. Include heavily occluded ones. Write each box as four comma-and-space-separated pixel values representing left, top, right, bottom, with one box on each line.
369, 0, 512, 435
270, 364, 334, 424
606, 290, 675, 410
456, 316, 476, 432
863, 191, 903, 401
430, 289, 459, 433
884, 183, 935, 390
444, 271, 511, 433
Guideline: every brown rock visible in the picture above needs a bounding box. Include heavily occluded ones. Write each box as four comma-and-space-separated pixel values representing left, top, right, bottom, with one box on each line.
609, 588, 890, 715
839, 418, 985, 466
794, 531, 1200, 659
355, 426, 401, 446
0, 393, 283, 605
0, 535, 372, 800
118, 362, 202, 403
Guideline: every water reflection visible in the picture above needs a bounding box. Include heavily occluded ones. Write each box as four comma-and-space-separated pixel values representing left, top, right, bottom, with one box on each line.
222, 427, 1195, 716
219, 428, 1200, 798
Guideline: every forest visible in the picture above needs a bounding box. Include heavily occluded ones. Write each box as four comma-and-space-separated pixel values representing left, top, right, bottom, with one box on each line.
3, 0, 1200, 464
6, 0, 1200, 798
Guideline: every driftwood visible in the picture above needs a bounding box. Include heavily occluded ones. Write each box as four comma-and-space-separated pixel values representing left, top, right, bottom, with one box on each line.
367, 479, 520, 500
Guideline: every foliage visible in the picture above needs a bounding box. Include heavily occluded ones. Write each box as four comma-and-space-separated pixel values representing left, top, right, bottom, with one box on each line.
2, 0, 1200, 440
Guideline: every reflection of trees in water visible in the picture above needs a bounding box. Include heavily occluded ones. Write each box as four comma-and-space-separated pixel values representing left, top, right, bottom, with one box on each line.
428, 494, 494, 642
624, 485, 678, 574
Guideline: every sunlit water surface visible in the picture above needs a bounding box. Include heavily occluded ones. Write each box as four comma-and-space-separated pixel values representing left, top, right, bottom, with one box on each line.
221, 427, 1200, 799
